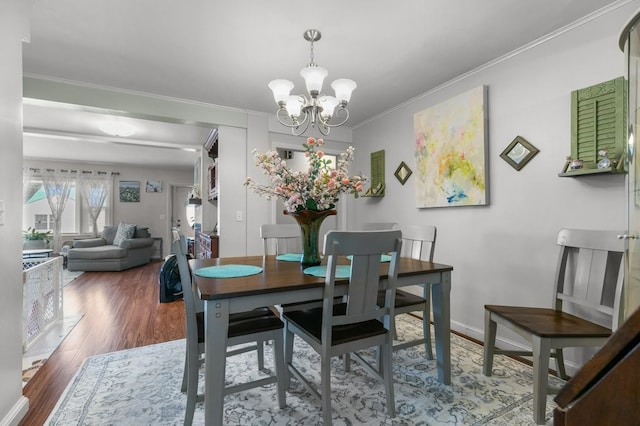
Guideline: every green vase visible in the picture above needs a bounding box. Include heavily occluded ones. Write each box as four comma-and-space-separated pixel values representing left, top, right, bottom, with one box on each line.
287, 209, 337, 267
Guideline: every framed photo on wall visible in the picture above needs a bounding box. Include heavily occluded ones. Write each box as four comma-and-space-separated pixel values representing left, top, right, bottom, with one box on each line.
145, 180, 162, 193
119, 180, 140, 202
500, 136, 539, 171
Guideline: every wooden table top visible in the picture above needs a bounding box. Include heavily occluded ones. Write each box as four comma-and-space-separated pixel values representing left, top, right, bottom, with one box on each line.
190, 255, 453, 300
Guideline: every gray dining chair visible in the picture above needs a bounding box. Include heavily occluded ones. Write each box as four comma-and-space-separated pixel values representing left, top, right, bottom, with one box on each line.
260, 223, 301, 255
378, 224, 437, 359
282, 230, 402, 425
171, 230, 286, 426
483, 228, 625, 425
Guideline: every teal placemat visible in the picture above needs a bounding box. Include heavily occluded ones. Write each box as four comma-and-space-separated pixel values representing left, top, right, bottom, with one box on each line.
303, 265, 351, 278
194, 264, 263, 278
275, 253, 302, 262
346, 254, 392, 262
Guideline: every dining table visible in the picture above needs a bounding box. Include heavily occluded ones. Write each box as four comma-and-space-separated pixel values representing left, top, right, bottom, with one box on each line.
189, 254, 454, 426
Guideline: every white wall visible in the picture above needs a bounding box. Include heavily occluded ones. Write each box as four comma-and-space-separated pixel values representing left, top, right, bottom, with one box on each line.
24, 159, 193, 258
1, 1, 31, 424
351, 2, 638, 371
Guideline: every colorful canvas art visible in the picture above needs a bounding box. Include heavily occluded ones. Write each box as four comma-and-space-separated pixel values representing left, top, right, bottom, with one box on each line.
414, 86, 488, 208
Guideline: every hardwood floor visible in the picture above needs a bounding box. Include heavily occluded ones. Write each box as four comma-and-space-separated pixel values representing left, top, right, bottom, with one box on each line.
20, 261, 186, 425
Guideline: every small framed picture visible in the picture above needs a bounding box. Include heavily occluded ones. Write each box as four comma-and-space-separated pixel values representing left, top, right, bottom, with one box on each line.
500, 136, 539, 171
119, 180, 140, 202
146, 180, 162, 193
394, 161, 413, 185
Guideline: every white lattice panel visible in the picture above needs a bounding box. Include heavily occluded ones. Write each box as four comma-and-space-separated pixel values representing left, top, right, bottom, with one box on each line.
22, 256, 63, 352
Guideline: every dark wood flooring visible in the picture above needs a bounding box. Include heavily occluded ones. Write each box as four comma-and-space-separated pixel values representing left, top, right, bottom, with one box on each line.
20, 261, 185, 425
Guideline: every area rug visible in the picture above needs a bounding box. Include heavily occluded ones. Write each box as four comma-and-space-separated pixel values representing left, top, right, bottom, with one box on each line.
45, 316, 562, 425
63, 270, 84, 287
22, 314, 84, 386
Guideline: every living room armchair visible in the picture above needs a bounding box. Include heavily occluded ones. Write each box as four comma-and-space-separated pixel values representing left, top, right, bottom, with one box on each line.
67, 223, 155, 271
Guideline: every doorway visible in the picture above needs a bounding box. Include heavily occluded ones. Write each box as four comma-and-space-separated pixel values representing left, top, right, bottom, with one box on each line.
170, 185, 195, 244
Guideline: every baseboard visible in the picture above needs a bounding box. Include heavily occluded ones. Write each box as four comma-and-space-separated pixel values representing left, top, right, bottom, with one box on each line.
0, 395, 29, 426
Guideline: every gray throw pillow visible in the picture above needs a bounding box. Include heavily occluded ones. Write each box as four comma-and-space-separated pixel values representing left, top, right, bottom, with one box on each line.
113, 222, 136, 246
102, 226, 118, 244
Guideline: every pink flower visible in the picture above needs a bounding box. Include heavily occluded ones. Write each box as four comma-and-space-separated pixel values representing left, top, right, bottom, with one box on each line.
245, 141, 368, 213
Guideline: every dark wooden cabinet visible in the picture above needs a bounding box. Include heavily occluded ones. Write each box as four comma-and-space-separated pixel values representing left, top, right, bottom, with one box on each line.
195, 231, 219, 259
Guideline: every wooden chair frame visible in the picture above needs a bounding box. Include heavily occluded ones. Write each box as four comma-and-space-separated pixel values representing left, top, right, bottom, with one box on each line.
172, 230, 286, 426
282, 230, 402, 425
482, 228, 625, 425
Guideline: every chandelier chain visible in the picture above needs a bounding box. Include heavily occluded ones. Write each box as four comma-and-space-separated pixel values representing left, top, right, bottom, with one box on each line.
309, 39, 315, 66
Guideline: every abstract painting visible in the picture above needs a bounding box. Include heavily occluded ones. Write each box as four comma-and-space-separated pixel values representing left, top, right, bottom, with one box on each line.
414, 86, 488, 208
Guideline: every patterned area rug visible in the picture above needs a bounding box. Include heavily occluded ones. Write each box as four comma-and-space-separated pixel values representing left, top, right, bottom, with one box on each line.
46, 316, 561, 425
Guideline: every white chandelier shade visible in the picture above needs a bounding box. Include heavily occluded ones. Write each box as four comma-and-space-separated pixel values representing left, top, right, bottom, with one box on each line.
268, 29, 356, 136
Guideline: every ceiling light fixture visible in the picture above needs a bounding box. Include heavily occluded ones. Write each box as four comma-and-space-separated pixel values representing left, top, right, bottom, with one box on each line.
98, 121, 136, 137
268, 29, 356, 136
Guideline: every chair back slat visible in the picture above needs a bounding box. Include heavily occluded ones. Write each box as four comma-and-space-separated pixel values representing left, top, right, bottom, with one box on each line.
401, 224, 437, 262
553, 229, 625, 330
260, 224, 301, 255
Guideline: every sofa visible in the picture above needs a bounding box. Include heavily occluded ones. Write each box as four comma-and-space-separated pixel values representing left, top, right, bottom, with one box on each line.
67, 224, 155, 271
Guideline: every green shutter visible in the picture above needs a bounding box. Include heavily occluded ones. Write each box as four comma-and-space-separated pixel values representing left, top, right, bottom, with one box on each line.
363, 150, 385, 197
570, 76, 627, 171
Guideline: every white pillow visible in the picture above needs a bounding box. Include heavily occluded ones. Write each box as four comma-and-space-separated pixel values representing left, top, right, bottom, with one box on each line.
113, 222, 136, 246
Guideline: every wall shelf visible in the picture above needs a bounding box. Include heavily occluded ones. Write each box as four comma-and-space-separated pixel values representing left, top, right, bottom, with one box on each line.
558, 167, 624, 177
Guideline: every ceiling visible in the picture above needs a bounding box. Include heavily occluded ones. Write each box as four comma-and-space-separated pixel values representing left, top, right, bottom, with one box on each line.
22, 0, 626, 169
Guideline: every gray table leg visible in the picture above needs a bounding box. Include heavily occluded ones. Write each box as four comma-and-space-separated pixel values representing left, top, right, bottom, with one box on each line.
431, 271, 451, 384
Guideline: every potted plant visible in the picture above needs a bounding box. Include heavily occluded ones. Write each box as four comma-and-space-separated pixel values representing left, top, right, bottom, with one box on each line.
23, 227, 51, 250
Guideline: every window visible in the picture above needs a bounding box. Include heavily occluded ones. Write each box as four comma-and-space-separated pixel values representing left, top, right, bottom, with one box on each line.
23, 178, 112, 235
34, 214, 54, 231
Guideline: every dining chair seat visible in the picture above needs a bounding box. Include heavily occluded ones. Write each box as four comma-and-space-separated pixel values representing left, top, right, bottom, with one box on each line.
284, 303, 387, 346
194, 307, 284, 341
483, 306, 613, 338
379, 289, 425, 310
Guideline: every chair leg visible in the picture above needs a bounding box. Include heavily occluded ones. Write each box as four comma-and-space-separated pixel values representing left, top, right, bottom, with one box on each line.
181, 349, 188, 393
482, 310, 497, 376
532, 336, 551, 425
423, 284, 433, 360
554, 348, 569, 380
320, 350, 333, 426
273, 332, 287, 409
389, 310, 398, 341
184, 348, 200, 426
257, 340, 265, 371
284, 324, 295, 389
381, 343, 396, 417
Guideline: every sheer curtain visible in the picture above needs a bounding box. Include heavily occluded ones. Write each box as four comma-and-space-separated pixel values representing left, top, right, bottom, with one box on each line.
41, 169, 76, 251
79, 171, 112, 237
23, 167, 40, 205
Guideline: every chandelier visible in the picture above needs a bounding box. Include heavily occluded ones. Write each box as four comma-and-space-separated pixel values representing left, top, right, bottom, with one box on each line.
268, 29, 357, 136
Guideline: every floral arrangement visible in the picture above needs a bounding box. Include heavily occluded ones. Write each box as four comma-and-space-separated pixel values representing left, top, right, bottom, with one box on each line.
245, 137, 366, 213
